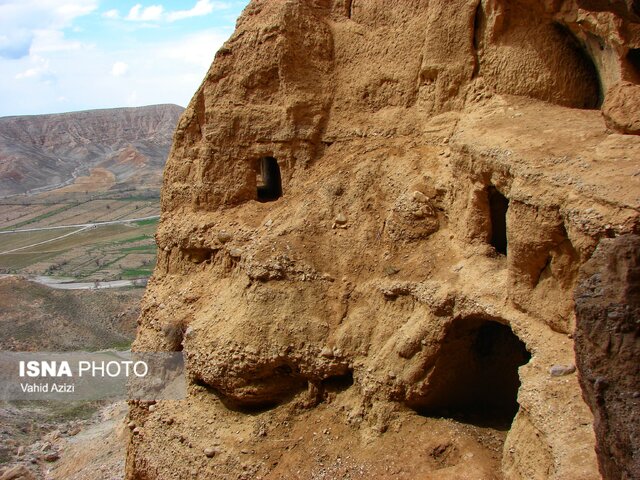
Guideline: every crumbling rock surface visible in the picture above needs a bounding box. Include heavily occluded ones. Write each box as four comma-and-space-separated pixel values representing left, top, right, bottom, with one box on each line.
127, 1, 640, 479
575, 234, 640, 480
603, 81, 640, 134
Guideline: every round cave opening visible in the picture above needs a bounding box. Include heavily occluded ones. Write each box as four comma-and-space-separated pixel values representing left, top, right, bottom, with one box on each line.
627, 48, 640, 80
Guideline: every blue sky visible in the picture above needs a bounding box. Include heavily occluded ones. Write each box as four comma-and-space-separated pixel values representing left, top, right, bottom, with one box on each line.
0, 0, 250, 116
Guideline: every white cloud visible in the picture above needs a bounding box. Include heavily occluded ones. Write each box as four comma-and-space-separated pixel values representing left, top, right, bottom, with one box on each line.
102, 9, 120, 20
0, 31, 32, 59
0, 0, 97, 59
126, 90, 140, 106
15, 55, 55, 84
15, 66, 42, 79
126, 4, 165, 22
2, 26, 231, 114
123, 1, 229, 24
31, 30, 84, 53
0, 1, 248, 116
167, 0, 221, 22
110, 61, 129, 77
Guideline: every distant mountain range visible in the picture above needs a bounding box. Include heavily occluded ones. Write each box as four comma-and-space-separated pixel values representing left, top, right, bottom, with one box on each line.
0, 104, 184, 197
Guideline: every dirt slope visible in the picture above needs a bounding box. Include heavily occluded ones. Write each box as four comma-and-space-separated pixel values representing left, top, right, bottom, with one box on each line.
0, 276, 139, 351
0, 277, 139, 480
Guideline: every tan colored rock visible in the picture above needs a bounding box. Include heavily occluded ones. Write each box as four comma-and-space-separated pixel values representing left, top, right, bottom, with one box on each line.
127, 1, 640, 479
0, 465, 35, 480
43, 452, 60, 463
602, 81, 640, 134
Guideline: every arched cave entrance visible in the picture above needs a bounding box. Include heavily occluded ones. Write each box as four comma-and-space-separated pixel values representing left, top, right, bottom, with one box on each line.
412, 318, 530, 428
257, 156, 282, 202
488, 186, 509, 256
552, 23, 603, 108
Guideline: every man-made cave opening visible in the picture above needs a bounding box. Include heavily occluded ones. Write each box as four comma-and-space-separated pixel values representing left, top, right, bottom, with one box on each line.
257, 156, 282, 202
627, 48, 640, 79
552, 23, 603, 108
410, 318, 531, 428
488, 186, 509, 255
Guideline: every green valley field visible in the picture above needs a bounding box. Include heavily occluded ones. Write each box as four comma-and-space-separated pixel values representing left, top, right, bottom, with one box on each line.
0, 191, 159, 282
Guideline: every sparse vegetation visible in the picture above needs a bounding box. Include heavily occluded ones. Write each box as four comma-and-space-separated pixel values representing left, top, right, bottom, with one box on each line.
134, 218, 159, 226
121, 266, 155, 278
0, 204, 77, 231
121, 245, 156, 253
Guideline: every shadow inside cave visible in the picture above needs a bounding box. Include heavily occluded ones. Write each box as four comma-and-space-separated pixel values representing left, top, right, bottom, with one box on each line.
256, 156, 283, 202
410, 318, 531, 430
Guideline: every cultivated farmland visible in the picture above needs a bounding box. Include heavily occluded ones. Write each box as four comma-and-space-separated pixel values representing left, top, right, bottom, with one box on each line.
0, 192, 159, 281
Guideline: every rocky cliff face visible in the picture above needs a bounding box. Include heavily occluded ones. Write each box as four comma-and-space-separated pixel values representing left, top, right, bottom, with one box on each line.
575, 235, 640, 480
0, 104, 184, 197
128, 1, 640, 479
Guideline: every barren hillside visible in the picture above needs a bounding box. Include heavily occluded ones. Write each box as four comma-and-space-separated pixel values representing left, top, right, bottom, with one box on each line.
0, 276, 139, 480
0, 104, 183, 197
0, 276, 139, 351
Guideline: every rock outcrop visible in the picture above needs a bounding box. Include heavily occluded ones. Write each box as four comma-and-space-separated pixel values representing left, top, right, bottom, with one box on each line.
575, 235, 640, 480
603, 81, 640, 134
127, 1, 640, 479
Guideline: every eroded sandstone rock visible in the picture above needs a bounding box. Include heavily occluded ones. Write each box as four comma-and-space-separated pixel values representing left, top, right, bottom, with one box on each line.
602, 81, 640, 134
127, 1, 640, 479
